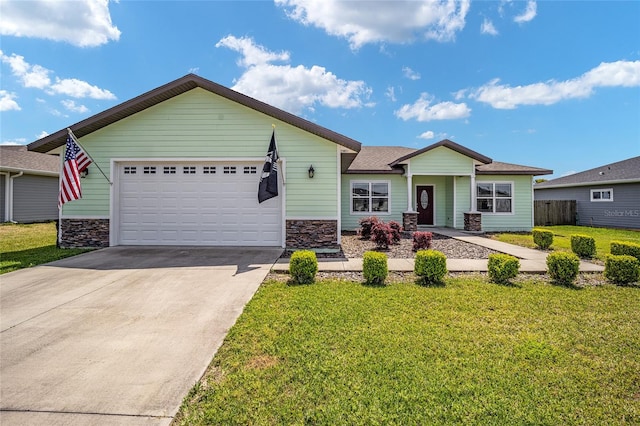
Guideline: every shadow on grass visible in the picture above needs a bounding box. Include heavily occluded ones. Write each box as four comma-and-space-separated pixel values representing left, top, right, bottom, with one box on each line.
489, 280, 523, 289
414, 278, 446, 287
0, 245, 91, 274
549, 280, 583, 290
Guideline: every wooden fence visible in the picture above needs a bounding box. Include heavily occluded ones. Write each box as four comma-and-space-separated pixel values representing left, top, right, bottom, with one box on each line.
534, 200, 576, 226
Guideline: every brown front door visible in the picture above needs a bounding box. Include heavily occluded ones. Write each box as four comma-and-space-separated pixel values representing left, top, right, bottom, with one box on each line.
416, 185, 434, 225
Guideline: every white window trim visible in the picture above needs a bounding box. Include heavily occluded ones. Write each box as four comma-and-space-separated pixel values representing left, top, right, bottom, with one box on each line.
590, 188, 614, 202
350, 180, 391, 215
476, 181, 515, 215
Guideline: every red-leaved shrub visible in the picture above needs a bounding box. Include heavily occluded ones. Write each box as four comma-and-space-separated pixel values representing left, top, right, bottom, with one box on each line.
358, 216, 380, 239
371, 222, 393, 249
388, 221, 403, 244
412, 231, 433, 251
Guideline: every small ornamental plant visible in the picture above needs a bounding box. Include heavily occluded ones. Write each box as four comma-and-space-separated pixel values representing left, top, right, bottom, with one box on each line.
363, 251, 388, 285
610, 241, 640, 262
371, 222, 393, 250
414, 249, 447, 285
289, 250, 318, 284
488, 253, 520, 284
358, 216, 380, 239
532, 229, 553, 250
546, 252, 580, 285
571, 234, 596, 258
388, 221, 403, 244
412, 231, 433, 251
604, 254, 640, 285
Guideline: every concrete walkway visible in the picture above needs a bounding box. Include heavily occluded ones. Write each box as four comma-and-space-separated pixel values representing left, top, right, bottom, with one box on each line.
273, 228, 604, 273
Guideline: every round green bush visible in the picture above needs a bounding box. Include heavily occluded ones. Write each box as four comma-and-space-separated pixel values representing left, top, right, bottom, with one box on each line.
611, 241, 640, 262
571, 234, 596, 258
363, 251, 388, 285
289, 250, 318, 284
532, 229, 553, 250
604, 254, 640, 284
414, 249, 447, 284
488, 253, 520, 284
546, 251, 580, 285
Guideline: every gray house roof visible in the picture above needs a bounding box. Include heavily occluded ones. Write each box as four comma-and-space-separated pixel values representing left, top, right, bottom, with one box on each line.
28, 74, 362, 154
535, 156, 640, 189
345, 140, 552, 176
0, 146, 59, 176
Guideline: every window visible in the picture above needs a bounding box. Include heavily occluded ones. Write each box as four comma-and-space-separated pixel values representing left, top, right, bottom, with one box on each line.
591, 188, 613, 202
477, 182, 513, 213
143, 166, 156, 174
223, 166, 236, 174
123, 166, 136, 174
244, 166, 257, 174
183, 166, 196, 174
163, 166, 176, 174
351, 181, 389, 214
203, 166, 216, 174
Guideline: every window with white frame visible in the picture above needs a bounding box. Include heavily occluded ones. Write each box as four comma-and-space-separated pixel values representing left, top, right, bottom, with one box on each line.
351, 181, 389, 213
590, 188, 613, 202
477, 182, 513, 213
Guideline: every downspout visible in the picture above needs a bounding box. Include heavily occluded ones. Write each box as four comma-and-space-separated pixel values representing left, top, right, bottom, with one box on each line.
1, 172, 9, 222
8, 171, 24, 222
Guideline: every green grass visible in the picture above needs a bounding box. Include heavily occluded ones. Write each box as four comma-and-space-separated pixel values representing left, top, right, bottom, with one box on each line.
0, 222, 91, 274
176, 276, 640, 425
491, 225, 640, 261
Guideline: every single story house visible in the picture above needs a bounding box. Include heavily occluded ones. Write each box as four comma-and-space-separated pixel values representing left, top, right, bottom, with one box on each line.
0, 145, 60, 223
28, 74, 551, 248
535, 156, 640, 229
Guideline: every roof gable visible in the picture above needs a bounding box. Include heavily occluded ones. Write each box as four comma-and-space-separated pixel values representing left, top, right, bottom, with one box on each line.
28, 74, 362, 154
0, 146, 59, 175
390, 139, 492, 165
536, 156, 640, 188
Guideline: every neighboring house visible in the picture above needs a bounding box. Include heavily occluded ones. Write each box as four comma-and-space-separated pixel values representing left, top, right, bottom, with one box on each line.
28, 74, 551, 248
535, 156, 640, 229
0, 146, 60, 223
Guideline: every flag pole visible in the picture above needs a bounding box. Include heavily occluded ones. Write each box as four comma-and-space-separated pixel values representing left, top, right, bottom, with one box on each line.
67, 128, 113, 185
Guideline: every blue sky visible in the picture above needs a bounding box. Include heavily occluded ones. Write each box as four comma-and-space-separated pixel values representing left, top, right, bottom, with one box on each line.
1, 0, 638, 179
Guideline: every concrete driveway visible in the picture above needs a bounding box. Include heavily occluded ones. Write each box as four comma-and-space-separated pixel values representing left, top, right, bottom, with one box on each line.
0, 246, 282, 425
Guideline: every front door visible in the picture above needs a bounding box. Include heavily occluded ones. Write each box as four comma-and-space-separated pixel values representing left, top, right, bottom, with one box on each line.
416, 185, 434, 225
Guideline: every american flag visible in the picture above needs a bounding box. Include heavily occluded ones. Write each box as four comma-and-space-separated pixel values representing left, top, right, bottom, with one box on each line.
59, 136, 92, 207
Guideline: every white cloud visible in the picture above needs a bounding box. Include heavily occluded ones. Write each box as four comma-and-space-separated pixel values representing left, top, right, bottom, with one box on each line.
561, 170, 577, 177
514, 0, 537, 24
0, 90, 20, 111
481, 18, 498, 36
0, 50, 116, 100
216, 35, 372, 114
275, 0, 470, 49
61, 99, 89, 113
403, 66, 421, 80
395, 93, 471, 122
386, 86, 397, 102
469, 60, 640, 109
37, 130, 49, 139
1, 137, 26, 145
0, 0, 120, 47
419, 131, 435, 140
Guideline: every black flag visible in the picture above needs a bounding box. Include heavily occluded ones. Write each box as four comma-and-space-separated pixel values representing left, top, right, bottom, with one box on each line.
258, 130, 279, 203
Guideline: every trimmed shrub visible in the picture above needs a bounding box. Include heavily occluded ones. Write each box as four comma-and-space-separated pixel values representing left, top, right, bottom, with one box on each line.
358, 216, 380, 239
546, 252, 580, 285
363, 251, 388, 285
571, 234, 596, 258
371, 222, 393, 249
412, 231, 433, 252
532, 228, 553, 250
488, 253, 520, 284
289, 250, 318, 284
611, 240, 640, 261
604, 254, 640, 284
414, 249, 447, 284
388, 221, 403, 244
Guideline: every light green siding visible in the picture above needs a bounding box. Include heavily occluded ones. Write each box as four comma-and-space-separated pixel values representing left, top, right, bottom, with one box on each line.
409, 146, 475, 175
476, 175, 534, 231
341, 174, 407, 230
61, 88, 339, 218
455, 176, 472, 228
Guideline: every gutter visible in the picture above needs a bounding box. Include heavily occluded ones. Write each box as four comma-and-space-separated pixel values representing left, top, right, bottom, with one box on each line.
535, 178, 640, 190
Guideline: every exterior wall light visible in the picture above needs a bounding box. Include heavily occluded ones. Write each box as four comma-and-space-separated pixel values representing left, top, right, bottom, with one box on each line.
308, 165, 315, 178
80, 168, 89, 178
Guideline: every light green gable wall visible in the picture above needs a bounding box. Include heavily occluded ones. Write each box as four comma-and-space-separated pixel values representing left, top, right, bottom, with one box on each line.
409, 146, 474, 175
455, 176, 471, 228
413, 176, 449, 227
62, 88, 339, 218
341, 174, 407, 230
476, 175, 534, 231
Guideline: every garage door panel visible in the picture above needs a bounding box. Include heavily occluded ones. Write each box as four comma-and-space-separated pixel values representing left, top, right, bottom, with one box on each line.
118, 162, 281, 246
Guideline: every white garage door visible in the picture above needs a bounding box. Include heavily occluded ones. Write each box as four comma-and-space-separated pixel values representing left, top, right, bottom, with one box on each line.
117, 162, 281, 246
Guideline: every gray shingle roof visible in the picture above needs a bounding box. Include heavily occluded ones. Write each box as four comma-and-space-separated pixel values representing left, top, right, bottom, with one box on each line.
345, 146, 416, 174
476, 161, 552, 176
0, 146, 59, 175
28, 74, 362, 154
535, 156, 640, 188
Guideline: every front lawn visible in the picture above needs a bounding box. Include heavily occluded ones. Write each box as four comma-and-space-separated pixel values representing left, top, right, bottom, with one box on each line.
0, 222, 91, 274
176, 276, 640, 425
490, 225, 640, 261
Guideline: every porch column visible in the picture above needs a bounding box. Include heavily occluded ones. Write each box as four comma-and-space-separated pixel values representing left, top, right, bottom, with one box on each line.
406, 173, 414, 212
470, 172, 477, 212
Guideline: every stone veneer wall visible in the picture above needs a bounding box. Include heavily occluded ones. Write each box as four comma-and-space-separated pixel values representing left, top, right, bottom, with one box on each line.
463, 212, 482, 232
286, 219, 338, 249
60, 218, 110, 248
402, 212, 418, 232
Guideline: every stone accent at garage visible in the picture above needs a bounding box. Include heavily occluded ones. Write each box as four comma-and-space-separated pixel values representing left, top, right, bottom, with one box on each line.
286, 219, 338, 249
60, 218, 110, 248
